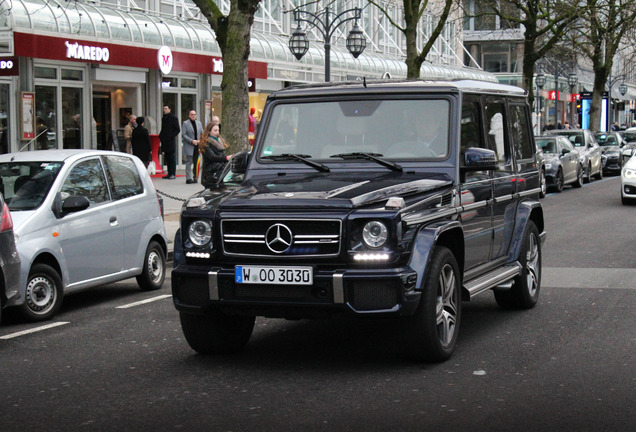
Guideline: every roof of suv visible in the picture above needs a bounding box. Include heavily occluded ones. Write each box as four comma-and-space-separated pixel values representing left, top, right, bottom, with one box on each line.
270, 79, 527, 99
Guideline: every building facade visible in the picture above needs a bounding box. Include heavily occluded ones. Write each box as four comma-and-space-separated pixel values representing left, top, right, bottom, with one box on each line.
0, 0, 497, 162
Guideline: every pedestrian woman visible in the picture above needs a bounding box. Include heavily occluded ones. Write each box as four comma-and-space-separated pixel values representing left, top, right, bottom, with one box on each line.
199, 122, 232, 188
131, 116, 152, 167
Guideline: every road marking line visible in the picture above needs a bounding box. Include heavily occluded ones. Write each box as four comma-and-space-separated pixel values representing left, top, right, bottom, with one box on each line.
0, 322, 70, 340
116, 294, 172, 309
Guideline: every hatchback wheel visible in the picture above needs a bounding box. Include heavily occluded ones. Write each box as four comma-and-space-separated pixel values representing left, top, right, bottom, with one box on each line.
21, 263, 63, 321
137, 240, 166, 291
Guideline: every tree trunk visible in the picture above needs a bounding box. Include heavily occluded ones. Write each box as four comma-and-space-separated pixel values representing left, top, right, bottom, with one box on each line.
220, 5, 253, 155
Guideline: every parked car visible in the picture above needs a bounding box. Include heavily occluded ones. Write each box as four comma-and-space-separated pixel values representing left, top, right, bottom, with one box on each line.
620, 127, 636, 165
0, 150, 168, 321
595, 132, 624, 175
172, 80, 545, 362
535, 144, 547, 198
535, 136, 584, 192
0, 192, 21, 324
546, 129, 602, 182
621, 154, 636, 205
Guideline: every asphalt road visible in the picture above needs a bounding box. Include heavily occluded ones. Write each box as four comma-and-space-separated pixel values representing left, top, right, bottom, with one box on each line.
1, 175, 635, 432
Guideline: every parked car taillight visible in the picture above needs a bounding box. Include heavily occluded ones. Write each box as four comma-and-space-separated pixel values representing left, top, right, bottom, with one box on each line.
1, 202, 13, 232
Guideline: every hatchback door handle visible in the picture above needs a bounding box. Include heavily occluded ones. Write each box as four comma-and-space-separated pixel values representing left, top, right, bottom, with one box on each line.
109, 216, 119, 226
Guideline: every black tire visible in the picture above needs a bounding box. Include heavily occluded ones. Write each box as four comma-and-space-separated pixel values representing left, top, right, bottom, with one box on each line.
180, 311, 255, 354
539, 168, 547, 198
402, 246, 461, 362
552, 168, 564, 192
494, 221, 541, 310
136, 240, 166, 291
20, 263, 63, 321
595, 163, 603, 179
584, 163, 592, 183
571, 165, 584, 188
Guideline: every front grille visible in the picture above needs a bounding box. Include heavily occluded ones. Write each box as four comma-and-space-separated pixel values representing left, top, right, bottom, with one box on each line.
222, 218, 342, 258
348, 280, 399, 311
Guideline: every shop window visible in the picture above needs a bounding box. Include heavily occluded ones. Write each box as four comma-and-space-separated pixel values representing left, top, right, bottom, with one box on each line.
35, 85, 57, 150
181, 78, 197, 89
62, 69, 83, 81
34, 66, 57, 80
62, 88, 83, 150
0, 84, 9, 154
161, 77, 178, 88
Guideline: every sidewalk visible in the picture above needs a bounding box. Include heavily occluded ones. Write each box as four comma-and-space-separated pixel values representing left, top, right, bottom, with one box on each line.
150, 170, 205, 260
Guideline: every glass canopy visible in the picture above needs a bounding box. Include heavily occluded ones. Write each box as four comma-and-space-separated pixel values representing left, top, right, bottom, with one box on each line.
4, 0, 498, 82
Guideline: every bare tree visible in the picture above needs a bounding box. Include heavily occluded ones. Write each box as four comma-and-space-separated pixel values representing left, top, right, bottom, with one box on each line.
368, 0, 455, 78
193, 0, 262, 154
570, 0, 636, 131
472, 1, 581, 106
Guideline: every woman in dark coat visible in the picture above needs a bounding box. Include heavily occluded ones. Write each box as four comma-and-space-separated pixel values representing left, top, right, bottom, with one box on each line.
199, 122, 231, 188
131, 116, 152, 167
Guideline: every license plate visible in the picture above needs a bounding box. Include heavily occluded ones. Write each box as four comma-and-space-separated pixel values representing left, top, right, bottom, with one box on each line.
235, 265, 313, 285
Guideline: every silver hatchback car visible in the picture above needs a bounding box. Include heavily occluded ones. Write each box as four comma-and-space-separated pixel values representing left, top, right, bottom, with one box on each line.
0, 150, 167, 321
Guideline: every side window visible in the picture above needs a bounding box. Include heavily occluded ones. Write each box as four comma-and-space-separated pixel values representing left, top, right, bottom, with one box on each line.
483, 98, 512, 172
103, 155, 143, 200
61, 158, 109, 205
509, 104, 533, 161
460, 98, 484, 160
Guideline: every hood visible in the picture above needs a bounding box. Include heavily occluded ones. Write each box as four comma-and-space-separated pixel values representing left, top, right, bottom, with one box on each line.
193, 171, 453, 211
600, 146, 620, 155
8, 210, 37, 231
624, 156, 636, 170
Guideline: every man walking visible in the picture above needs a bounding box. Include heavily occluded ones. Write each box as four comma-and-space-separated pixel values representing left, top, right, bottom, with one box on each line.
182, 110, 203, 184
159, 104, 180, 179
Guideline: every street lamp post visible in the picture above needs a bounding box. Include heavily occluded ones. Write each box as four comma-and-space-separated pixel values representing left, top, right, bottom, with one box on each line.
536, 61, 577, 129
535, 73, 546, 132
607, 72, 626, 130
286, 6, 366, 82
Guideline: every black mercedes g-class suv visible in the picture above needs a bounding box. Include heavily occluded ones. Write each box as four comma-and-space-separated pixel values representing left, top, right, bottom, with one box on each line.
172, 79, 545, 362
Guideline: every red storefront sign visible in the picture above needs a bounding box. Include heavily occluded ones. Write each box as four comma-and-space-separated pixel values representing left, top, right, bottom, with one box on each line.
13, 32, 267, 78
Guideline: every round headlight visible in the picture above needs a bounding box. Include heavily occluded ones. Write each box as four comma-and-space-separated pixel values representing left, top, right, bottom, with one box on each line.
362, 221, 388, 248
189, 220, 212, 246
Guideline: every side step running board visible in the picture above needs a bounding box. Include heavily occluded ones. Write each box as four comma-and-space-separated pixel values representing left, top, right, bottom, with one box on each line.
463, 263, 521, 300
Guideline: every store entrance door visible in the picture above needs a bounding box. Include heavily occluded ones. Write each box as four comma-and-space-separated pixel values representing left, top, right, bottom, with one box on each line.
93, 92, 112, 150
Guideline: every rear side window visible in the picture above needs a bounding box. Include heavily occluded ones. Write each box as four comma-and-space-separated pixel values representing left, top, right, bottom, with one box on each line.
483, 98, 512, 172
103, 155, 143, 200
509, 104, 533, 160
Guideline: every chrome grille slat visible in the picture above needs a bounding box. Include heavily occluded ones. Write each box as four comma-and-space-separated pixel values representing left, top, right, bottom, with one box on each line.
222, 218, 342, 258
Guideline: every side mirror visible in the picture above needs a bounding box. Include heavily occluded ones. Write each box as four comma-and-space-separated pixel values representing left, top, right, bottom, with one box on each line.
231, 151, 249, 174
53, 192, 90, 218
561, 148, 571, 156
461, 147, 498, 171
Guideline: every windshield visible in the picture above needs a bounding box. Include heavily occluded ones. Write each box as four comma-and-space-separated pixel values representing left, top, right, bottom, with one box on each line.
622, 131, 636, 142
258, 99, 450, 161
595, 134, 618, 146
0, 162, 63, 210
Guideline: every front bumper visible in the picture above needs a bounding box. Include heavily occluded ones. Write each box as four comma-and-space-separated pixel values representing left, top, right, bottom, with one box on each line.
172, 264, 421, 318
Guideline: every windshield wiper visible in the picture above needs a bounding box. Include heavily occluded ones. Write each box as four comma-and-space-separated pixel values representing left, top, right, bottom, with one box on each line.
261, 153, 330, 172
330, 152, 403, 172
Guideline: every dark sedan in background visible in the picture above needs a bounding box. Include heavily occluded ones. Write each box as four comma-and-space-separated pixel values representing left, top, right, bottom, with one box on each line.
0, 192, 21, 324
595, 132, 624, 175
535, 135, 584, 192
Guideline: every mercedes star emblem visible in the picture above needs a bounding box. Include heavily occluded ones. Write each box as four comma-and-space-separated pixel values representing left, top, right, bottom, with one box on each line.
265, 223, 293, 253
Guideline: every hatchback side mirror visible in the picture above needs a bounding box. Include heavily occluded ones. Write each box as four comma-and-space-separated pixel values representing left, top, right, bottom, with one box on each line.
53, 192, 90, 218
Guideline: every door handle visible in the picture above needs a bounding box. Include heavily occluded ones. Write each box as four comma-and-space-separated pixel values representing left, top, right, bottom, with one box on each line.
109, 216, 119, 226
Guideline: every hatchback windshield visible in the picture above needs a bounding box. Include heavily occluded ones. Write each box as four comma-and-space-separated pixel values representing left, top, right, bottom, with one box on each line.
0, 162, 63, 210
258, 99, 450, 161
